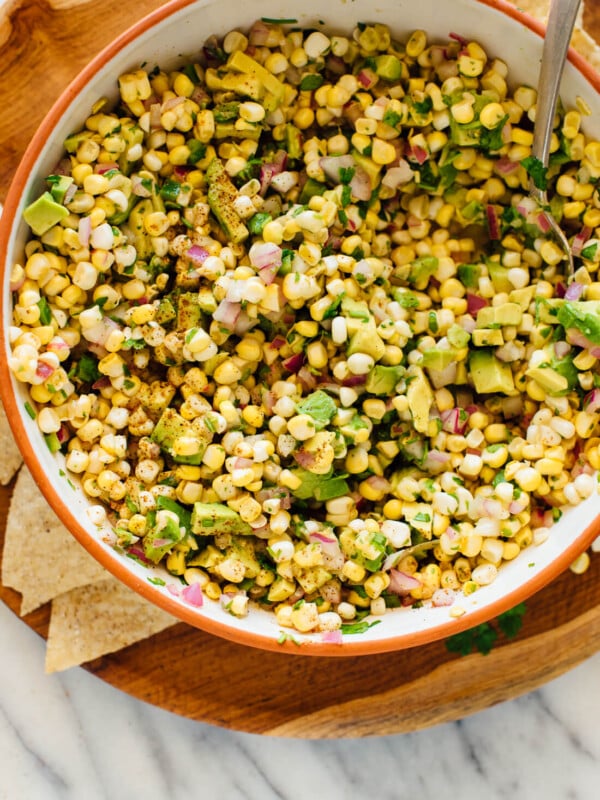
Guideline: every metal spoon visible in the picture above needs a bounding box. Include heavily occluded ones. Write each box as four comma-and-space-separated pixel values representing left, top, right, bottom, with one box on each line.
530, 0, 582, 275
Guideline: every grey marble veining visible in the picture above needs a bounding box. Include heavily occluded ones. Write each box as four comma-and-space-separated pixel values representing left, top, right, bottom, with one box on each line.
1, 600, 598, 800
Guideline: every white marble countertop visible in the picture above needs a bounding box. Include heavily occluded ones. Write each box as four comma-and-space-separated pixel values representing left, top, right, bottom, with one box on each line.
0, 598, 597, 799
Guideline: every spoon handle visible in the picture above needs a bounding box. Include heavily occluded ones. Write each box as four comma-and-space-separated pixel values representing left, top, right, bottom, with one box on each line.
531, 0, 582, 169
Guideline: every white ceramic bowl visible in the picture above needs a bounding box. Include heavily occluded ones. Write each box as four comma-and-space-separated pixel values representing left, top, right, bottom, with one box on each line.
1, 0, 599, 655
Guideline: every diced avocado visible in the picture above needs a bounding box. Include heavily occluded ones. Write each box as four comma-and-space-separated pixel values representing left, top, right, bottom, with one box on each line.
156, 495, 192, 532
155, 296, 177, 324
177, 292, 202, 330
337, 413, 370, 443
472, 328, 505, 346
143, 512, 185, 564
447, 323, 471, 349
365, 365, 405, 395
551, 355, 578, 390
476, 303, 523, 328
486, 260, 513, 293
401, 502, 433, 539
107, 191, 137, 225
228, 536, 262, 578
406, 365, 433, 434
64, 130, 94, 154
421, 347, 456, 370
292, 563, 333, 594
457, 262, 482, 289
296, 390, 338, 429
408, 255, 439, 290
526, 366, 569, 395
151, 408, 210, 465
214, 121, 262, 141
197, 288, 218, 314
118, 123, 144, 174
226, 50, 286, 109
128, 198, 155, 260
23, 192, 69, 236
469, 349, 516, 394
509, 286, 536, 310
313, 475, 350, 501
267, 576, 296, 602
213, 101, 240, 122
347, 325, 386, 361
341, 296, 371, 328
350, 149, 380, 187
285, 123, 303, 160
556, 300, 600, 344
449, 116, 481, 148
298, 177, 327, 204
374, 54, 403, 81
191, 502, 252, 536
47, 175, 74, 203
206, 158, 249, 243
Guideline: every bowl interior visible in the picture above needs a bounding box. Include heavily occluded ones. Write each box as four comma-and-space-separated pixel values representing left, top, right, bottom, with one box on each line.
1, 0, 599, 655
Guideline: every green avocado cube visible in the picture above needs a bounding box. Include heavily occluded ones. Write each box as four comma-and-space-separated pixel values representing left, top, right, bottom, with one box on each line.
469, 349, 516, 395
23, 192, 69, 236
191, 502, 252, 536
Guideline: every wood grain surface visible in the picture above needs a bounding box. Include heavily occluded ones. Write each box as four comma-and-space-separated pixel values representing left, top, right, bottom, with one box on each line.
0, 0, 599, 738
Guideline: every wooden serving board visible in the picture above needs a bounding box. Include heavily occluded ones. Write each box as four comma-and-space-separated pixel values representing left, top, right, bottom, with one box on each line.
0, 0, 599, 738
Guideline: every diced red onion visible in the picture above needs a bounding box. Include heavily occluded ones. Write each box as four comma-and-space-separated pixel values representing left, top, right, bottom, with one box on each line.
564, 281, 584, 301
495, 156, 520, 175
181, 582, 204, 607
96, 162, 119, 175
162, 96, 184, 112
326, 55, 346, 76
78, 215, 92, 247
486, 204, 500, 240
554, 341, 571, 359
127, 546, 153, 565
321, 630, 343, 644
269, 336, 286, 351
466, 292, 488, 314
63, 182, 78, 204
131, 174, 152, 198
233, 310, 256, 336
249, 241, 282, 270
555, 281, 567, 298
186, 245, 210, 265
248, 19, 271, 45
282, 352, 305, 373
388, 569, 421, 595
449, 31, 468, 45
440, 407, 468, 434
167, 583, 182, 597
584, 388, 600, 413
35, 361, 54, 380
342, 374, 367, 387
407, 144, 428, 165
298, 366, 317, 391
566, 328, 600, 358
92, 376, 111, 390
364, 475, 391, 493
537, 212, 551, 233
257, 487, 292, 510
357, 67, 377, 89
421, 449, 452, 474
319, 154, 356, 183
427, 360, 458, 389
212, 299, 241, 330
294, 449, 317, 470
259, 150, 287, 195
382, 160, 414, 189
571, 226, 592, 257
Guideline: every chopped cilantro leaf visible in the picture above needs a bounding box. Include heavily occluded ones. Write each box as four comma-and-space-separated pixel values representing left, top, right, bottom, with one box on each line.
521, 155, 548, 191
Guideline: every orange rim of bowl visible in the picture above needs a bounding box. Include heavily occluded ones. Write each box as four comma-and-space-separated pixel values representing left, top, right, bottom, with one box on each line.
1, 0, 599, 656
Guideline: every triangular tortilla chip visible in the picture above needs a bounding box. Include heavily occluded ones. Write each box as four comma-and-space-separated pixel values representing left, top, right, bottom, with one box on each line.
45, 577, 176, 672
2, 466, 107, 614
0, 403, 23, 485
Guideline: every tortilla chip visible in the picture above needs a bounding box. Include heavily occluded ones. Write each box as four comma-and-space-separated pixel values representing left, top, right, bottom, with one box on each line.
45, 577, 176, 672
1, 466, 107, 614
0, 402, 23, 485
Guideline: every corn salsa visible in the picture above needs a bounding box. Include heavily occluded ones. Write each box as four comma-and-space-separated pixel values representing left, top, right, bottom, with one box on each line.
8, 19, 600, 634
